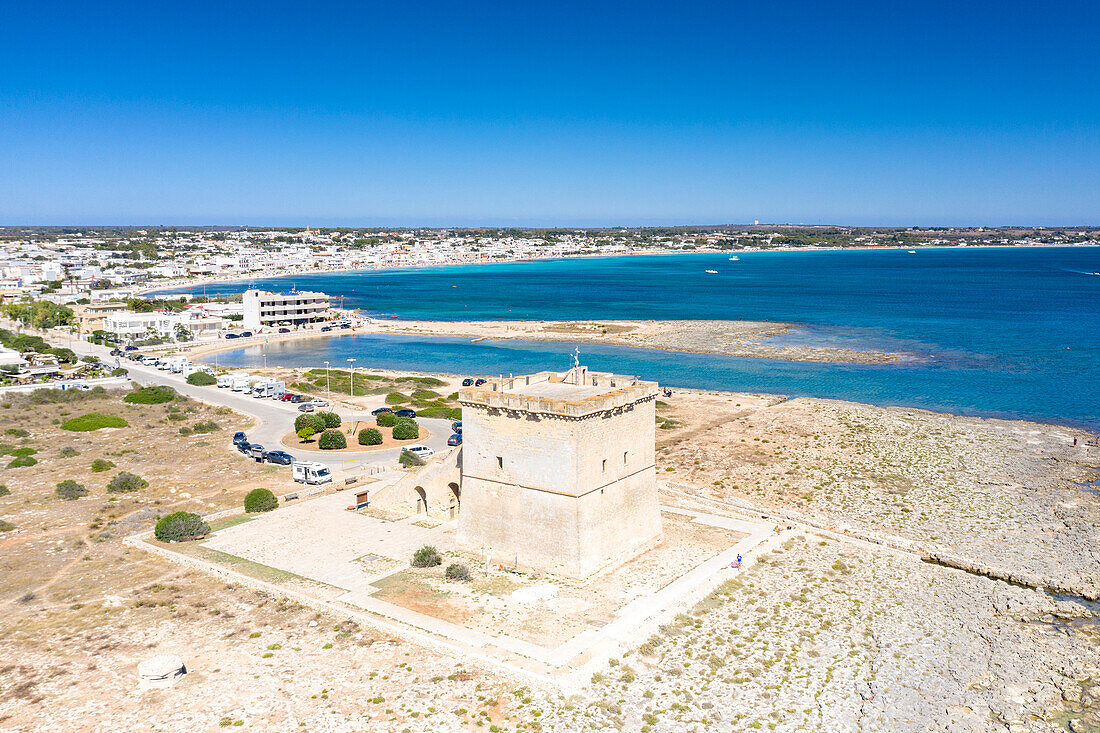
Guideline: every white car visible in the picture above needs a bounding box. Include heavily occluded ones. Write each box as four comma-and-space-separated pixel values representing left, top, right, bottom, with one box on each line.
308, 398, 330, 408
403, 444, 434, 459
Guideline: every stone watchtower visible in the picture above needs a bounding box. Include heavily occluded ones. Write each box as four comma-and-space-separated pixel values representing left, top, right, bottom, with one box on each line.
456, 365, 663, 579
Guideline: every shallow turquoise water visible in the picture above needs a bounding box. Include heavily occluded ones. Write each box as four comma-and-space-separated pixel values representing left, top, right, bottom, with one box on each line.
163, 247, 1100, 429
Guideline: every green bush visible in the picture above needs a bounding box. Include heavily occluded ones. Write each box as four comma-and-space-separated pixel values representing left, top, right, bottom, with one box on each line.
445, 563, 471, 581
375, 412, 396, 427
392, 420, 419, 441
55, 480, 88, 500
154, 511, 210, 542
90, 458, 115, 472
186, 371, 216, 386
411, 545, 442, 567
244, 488, 278, 513
7, 456, 37, 468
317, 429, 346, 450
61, 413, 129, 431
59, 446, 80, 457
358, 428, 383, 445
317, 411, 341, 429
5, 428, 28, 437
296, 426, 316, 441
385, 392, 410, 405
124, 385, 176, 404
399, 449, 424, 467
294, 413, 327, 434
107, 471, 148, 494
110, 367, 128, 377
0, 519, 14, 532
0, 485, 9, 497
191, 420, 220, 434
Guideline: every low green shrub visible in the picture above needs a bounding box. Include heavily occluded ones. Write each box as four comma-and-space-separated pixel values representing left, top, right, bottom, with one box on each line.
375, 412, 396, 427
317, 429, 346, 450
358, 428, 383, 445
191, 420, 220, 434
317, 411, 341, 429
0, 519, 14, 532
0, 485, 9, 497
59, 446, 80, 457
5, 428, 28, 437
296, 426, 316, 441
7, 456, 37, 468
294, 413, 327, 434
415, 406, 463, 420
154, 511, 210, 542
107, 471, 148, 494
90, 458, 115, 472
411, 545, 442, 567
385, 392, 410, 405
110, 367, 128, 377
392, 420, 419, 441
124, 385, 176, 404
55, 480, 88, 500
61, 413, 129, 431
244, 488, 278, 513
399, 449, 424, 467
186, 371, 217, 386
445, 563, 471, 581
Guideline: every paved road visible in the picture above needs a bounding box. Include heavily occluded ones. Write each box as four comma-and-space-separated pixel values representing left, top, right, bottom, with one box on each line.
69, 340, 457, 471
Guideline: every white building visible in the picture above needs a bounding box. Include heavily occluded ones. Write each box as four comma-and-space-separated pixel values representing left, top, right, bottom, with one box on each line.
242, 289, 330, 330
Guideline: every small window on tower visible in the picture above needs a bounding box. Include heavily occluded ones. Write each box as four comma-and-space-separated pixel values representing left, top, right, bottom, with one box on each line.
497, 456, 503, 469
602, 459, 607, 472
623, 451, 628, 464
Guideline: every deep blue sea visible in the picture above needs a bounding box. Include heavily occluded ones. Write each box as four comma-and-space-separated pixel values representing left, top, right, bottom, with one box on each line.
160, 247, 1100, 430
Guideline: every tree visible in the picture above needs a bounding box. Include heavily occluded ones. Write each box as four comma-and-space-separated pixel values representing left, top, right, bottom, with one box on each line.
55, 480, 88, 500
317, 411, 341, 429
154, 511, 209, 542
107, 471, 148, 493
358, 427, 382, 445
392, 419, 419, 441
445, 563, 471, 581
317, 429, 346, 450
244, 488, 278, 513
294, 413, 326, 434
186, 371, 216, 386
399, 449, 424, 467
296, 425, 316, 441
376, 412, 396, 427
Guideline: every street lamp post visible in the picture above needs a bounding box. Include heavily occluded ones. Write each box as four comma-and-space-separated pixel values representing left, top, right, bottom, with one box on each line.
324, 361, 330, 393
347, 358, 356, 397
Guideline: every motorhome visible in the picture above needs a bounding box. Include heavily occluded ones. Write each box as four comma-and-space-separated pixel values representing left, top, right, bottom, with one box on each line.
216, 374, 234, 388
230, 374, 252, 392
169, 358, 192, 374
292, 461, 332, 485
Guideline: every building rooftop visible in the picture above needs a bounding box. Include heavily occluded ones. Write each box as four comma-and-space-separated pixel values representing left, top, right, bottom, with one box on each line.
459, 365, 658, 418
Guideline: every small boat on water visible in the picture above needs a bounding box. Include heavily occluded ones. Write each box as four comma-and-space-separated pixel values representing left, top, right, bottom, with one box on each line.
705, 269, 719, 274
728, 256, 740, 261
908, 250, 916, 254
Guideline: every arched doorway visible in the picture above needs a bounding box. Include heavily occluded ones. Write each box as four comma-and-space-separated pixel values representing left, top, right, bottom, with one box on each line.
448, 482, 461, 520
414, 486, 427, 515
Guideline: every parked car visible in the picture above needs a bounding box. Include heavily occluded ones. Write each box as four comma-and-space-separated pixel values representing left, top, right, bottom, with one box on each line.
461, 378, 474, 386
308, 398, 330, 407
447, 434, 462, 446
451, 421, 462, 433
124, 345, 138, 351
249, 444, 265, 461
371, 407, 392, 416
394, 408, 417, 419
403, 444, 434, 459
474, 378, 487, 386
290, 394, 309, 403
278, 327, 290, 333
232, 431, 247, 446
240, 331, 253, 338
265, 450, 294, 465
237, 441, 252, 454
279, 392, 295, 401
109, 348, 122, 356
320, 326, 332, 332
297, 403, 315, 412
224, 333, 240, 339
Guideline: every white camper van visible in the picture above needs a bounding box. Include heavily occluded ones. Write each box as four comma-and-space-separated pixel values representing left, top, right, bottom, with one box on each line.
292, 461, 332, 485
230, 374, 252, 392
216, 374, 234, 388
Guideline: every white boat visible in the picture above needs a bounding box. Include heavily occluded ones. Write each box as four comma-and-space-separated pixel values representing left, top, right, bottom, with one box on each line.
908, 250, 916, 254
705, 269, 718, 274
728, 256, 740, 261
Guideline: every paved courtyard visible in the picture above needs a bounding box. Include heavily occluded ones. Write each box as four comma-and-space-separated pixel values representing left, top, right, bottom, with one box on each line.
203, 491, 456, 592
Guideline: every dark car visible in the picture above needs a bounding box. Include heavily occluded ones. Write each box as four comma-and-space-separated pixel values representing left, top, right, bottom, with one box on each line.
265, 450, 294, 465
451, 421, 462, 434
124, 345, 137, 351
224, 333, 240, 339
320, 325, 332, 332
291, 394, 309, 403
474, 378, 487, 386
232, 431, 247, 445
110, 348, 122, 356
394, 408, 417, 419
237, 441, 251, 454
297, 403, 315, 412
461, 378, 474, 386
278, 327, 290, 333
371, 407, 392, 416
241, 331, 253, 337
447, 434, 462, 446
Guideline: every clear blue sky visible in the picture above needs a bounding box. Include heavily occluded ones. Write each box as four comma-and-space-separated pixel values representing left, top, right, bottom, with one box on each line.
2, 1, 1097, 227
